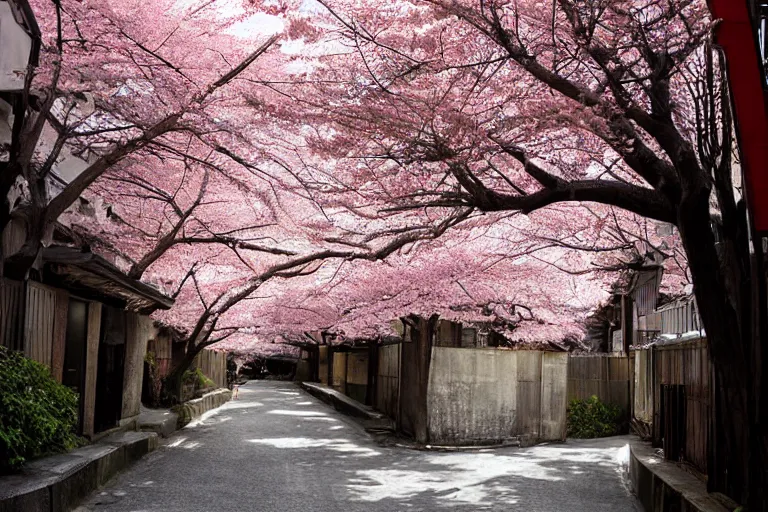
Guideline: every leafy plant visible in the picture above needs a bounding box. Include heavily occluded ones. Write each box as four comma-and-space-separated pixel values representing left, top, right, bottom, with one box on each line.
182, 367, 215, 391
567, 395, 622, 439
0, 347, 80, 473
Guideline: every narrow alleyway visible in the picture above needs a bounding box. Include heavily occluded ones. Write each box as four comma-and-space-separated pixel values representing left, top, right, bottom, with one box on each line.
80, 382, 639, 512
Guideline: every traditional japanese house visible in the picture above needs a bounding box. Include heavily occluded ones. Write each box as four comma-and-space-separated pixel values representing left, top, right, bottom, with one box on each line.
1, 244, 174, 439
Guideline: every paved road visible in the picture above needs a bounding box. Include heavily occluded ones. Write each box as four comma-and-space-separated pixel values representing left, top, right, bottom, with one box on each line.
80, 381, 639, 511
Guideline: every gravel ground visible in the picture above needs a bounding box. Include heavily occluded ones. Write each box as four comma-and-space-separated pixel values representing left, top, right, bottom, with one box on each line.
78, 381, 640, 512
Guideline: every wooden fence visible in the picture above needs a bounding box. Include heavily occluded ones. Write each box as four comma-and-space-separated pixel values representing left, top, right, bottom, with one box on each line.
375, 343, 400, 419
197, 349, 227, 389
2, 279, 68, 381
24, 281, 57, 367
640, 297, 701, 335
567, 354, 633, 420
0, 278, 24, 351
651, 338, 710, 473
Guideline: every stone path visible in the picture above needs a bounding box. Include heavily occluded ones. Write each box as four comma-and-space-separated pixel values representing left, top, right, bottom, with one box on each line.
79, 381, 640, 512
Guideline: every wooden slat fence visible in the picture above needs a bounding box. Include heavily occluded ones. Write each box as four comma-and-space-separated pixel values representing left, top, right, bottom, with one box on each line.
642, 297, 701, 336
197, 349, 227, 389
633, 349, 654, 425
147, 333, 173, 378
567, 354, 633, 420
24, 281, 57, 367
1, 278, 24, 351
375, 343, 400, 419
651, 338, 709, 474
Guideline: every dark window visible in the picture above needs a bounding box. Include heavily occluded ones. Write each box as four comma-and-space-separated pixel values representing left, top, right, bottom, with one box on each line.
63, 300, 88, 434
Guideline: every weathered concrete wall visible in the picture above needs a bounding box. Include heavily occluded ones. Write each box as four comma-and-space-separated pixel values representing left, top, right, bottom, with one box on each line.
174, 389, 233, 428
427, 347, 519, 444
540, 352, 568, 441
375, 343, 400, 419
121, 313, 152, 422
426, 348, 568, 445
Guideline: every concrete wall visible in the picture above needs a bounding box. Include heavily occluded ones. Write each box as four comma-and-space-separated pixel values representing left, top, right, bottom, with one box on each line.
426, 348, 568, 445
540, 352, 568, 441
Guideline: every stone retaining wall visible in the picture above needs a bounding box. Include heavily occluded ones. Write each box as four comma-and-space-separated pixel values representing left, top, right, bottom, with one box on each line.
629, 442, 729, 512
0, 431, 158, 512
173, 388, 232, 428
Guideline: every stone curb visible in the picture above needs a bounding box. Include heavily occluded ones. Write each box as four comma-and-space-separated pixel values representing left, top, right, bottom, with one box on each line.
172, 388, 232, 428
298, 382, 383, 420
0, 431, 158, 512
628, 441, 731, 512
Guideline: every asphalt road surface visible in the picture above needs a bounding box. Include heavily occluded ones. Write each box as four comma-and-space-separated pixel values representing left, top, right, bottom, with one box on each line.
79, 381, 640, 512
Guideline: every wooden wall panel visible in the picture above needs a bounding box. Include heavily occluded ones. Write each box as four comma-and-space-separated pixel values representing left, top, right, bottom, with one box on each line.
375, 343, 400, 419
0, 279, 24, 351
82, 302, 102, 438
50, 289, 69, 382
567, 354, 632, 420
24, 281, 56, 368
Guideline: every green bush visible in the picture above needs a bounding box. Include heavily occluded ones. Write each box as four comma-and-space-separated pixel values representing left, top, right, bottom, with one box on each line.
0, 347, 80, 473
182, 367, 215, 390
567, 395, 622, 438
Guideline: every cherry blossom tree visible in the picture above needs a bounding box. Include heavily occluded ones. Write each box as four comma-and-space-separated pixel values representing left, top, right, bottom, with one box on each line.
275, 0, 762, 506
1, 0, 284, 277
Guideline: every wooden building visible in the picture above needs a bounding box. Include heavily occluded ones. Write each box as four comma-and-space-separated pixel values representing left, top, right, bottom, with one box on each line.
1, 245, 173, 439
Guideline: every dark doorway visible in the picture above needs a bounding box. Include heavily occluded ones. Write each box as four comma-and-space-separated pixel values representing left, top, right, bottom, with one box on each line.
94, 306, 125, 433
63, 299, 88, 434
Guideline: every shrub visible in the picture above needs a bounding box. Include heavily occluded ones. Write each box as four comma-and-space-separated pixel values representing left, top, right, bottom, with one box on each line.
0, 347, 80, 473
182, 367, 215, 391
567, 395, 622, 439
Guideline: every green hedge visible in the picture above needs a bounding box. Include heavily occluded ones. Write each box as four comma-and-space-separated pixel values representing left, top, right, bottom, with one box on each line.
0, 347, 80, 473
567, 395, 621, 439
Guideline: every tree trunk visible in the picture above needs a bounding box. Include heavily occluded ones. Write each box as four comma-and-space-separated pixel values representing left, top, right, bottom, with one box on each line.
677, 191, 768, 509
162, 342, 205, 403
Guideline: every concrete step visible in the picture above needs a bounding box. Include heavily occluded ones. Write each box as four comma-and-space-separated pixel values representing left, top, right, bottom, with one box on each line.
298, 382, 384, 421
0, 431, 158, 512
